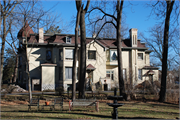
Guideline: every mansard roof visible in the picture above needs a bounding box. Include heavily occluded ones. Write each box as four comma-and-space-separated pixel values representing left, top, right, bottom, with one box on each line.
26, 34, 146, 49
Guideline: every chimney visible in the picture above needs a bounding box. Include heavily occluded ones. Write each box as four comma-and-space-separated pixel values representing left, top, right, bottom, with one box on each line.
92, 33, 96, 38
129, 28, 138, 47
39, 28, 44, 43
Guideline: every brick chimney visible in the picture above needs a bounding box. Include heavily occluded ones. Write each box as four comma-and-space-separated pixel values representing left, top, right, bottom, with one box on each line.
39, 28, 44, 43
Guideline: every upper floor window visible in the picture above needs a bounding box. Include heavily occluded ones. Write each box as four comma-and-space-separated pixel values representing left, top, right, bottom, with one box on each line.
106, 70, 114, 80
88, 51, 96, 60
59, 49, 63, 60
110, 50, 117, 61
46, 50, 52, 61
138, 69, 142, 80
138, 53, 143, 60
65, 49, 73, 60
66, 36, 71, 43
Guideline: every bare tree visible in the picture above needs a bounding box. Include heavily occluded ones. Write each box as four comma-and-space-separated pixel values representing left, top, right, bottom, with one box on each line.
72, 0, 81, 101
3, 0, 62, 102
159, 0, 175, 102
148, 0, 176, 102
0, 0, 22, 84
140, 25, 179, 70
78, 0, 90, 99
87, 15, 128, 39
4, 31, 19, 83
88, 0, 126, 98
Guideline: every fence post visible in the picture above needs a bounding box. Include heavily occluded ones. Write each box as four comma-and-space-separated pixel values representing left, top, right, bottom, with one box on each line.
69, 100, 72, 111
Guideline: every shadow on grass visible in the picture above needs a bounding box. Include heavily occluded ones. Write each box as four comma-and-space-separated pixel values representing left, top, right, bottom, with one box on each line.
1, 109, 169, 119
146, 102, 179, 109
1, 106, 179, 115
62, 112, 160, 119
1, 115, 69, 119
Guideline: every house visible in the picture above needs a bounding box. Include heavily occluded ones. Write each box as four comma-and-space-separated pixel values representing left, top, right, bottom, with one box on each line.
17, 21, 159, 91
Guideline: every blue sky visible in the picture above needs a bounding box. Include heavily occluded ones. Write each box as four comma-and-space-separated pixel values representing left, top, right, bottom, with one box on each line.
42, 1, 159, 39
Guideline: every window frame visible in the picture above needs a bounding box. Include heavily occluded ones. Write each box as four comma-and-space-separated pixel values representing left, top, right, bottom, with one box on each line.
106, 70, 114, 80
46, 50, 52, 61
66, 36, 71, 43
138, 69, 142, 80
65, 67, 73, 80
65, 49, 74, 60
138, 53, 143, 60
88, 50, 96, 60
110, 50, 117, 61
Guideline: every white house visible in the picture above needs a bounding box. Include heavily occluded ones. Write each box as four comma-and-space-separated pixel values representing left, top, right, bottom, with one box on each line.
17, 21, 159, 91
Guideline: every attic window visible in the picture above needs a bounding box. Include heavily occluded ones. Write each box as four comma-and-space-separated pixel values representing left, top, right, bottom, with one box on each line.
66, 36, 71, 43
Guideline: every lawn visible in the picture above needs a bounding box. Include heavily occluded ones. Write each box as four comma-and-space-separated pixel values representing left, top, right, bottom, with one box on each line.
1, 100, 179, 119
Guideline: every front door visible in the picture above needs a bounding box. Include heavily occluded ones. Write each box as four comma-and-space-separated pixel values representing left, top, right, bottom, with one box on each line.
104, 84, 108, 91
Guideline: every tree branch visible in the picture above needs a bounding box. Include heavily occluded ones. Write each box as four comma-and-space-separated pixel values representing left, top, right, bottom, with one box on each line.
88, 7, 117, 21
84, 0, 90, 13
94, 21, 117, 40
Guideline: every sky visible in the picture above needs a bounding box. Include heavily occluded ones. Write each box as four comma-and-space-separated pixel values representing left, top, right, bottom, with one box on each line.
42, 0, 160, 39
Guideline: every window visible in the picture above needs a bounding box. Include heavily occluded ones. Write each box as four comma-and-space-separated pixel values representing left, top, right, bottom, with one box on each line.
59, 49, 63, 60
65, 67, 72, 79
138, 69, 142, 80
106, 70, 114, 80
19, 56, 22, 66
59, 67, 63, 80
65, 49, 74, 60
123, 69, 126, 80
110, 50, 117, 61
46, 50, 52, 61
138, 53, 143, 60
66, 36, 71, 43
88, 51, 96, 60
23, 71, 26, 83
76, 67, 78, 79
19, 71, 22, 81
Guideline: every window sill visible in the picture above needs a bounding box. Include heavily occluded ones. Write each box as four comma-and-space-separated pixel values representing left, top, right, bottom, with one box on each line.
65, 79, 72, 81
65, 59, 73, 61
88, 59, 96, 61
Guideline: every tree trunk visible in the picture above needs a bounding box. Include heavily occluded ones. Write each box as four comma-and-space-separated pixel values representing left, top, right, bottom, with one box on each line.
13, 55, 18, 83
1, 15, 6, 84
79, 10, 87, 99
27, 63, 32, 103
116, 0, 125, 98
159, 1, 174, 102
72, 1, 81, 101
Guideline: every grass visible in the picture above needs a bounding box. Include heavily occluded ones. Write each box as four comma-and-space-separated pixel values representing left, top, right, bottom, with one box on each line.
1, 101, 179, 119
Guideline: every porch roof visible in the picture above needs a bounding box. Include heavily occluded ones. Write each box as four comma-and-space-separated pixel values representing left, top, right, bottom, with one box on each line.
86, 64, 96, 71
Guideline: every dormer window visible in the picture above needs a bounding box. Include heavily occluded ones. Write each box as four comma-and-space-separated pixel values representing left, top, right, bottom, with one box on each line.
66, 36, 71, 43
